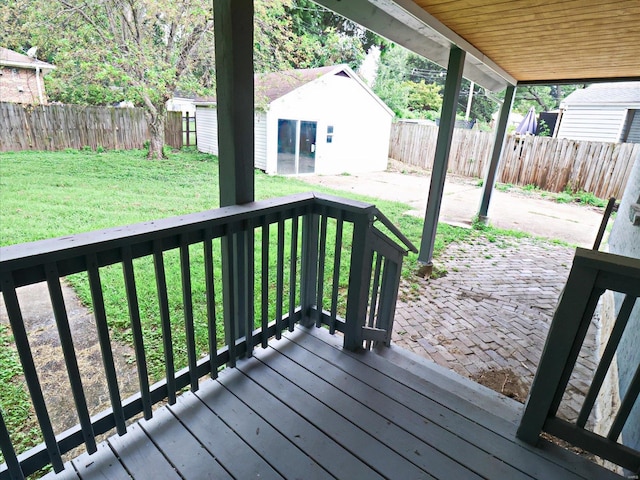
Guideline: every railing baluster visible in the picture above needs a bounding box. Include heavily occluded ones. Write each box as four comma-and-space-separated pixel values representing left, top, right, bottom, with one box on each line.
608, 362, 640, 441
0, 274, 63, 472
121, 245, 152, 419
179, 235, 198, 392
330, 210, 344, 334
221, 227, 236, 367
86, 253, 126, 435
152, 241, 176, 404
45, 263, 97, 454
261, 223, 270, 348
275, 214, 285, 339
548, 287, 604, 417
288, 213, 299, 332
366, 253, 383, 350
315, 211, 328, 328
203, 228, 218, 378
376, 257, 402, 347
0, 407, 24, 480
245, 222, 256, 356
577, 294, 636, 428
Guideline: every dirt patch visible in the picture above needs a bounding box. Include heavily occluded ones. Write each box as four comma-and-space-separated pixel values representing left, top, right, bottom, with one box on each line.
471, 368, 529, 403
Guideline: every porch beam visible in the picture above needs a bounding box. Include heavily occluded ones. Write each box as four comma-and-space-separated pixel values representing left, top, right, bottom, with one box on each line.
213, 0, 254, 206
477, 85, 516, 223
417, 46, 466, 270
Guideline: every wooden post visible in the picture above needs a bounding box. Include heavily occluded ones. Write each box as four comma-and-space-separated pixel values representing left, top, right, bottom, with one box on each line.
213, 0, 254, 355
417, 46, 466, 271
300, 211, 320, 327
344, 213, 373, 351
517, 255, 600, 444
478, 85, 516, 223
214, 0, 254, 207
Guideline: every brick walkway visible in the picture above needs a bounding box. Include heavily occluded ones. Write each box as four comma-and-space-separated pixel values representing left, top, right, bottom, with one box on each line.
393, 235, 598, 423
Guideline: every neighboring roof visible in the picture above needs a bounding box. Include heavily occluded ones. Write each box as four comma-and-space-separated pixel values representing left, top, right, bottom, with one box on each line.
196, 64, 394, 116
561, 82, 640, 106
315, 0, 640, 90
0, 47, 55, 72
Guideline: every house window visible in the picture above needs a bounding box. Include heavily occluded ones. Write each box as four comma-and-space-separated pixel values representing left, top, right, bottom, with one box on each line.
327, 125, 334, 143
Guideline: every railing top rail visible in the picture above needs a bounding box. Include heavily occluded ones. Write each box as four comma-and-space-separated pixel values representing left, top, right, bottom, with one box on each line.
574, 247, 640, 279
0, 191, 417, 291
0, 193, 313, 265
372, 209, 418, 254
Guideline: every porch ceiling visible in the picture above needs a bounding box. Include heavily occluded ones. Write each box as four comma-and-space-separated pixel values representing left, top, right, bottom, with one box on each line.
315, 0, 640, 90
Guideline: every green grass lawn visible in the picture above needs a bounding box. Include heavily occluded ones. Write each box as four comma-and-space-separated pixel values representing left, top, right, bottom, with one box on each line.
0, 147, 521, 462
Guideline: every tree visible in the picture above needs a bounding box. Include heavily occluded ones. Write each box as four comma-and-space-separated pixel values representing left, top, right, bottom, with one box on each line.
372, 44, 411, 117
405, 80, 442, 117
60, 0, 214, 159
513, 84, 585, 114
2, 0, 214, 159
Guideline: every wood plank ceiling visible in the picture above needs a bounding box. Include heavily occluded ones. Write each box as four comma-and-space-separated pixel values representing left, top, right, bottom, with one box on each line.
412, 0, 640, 83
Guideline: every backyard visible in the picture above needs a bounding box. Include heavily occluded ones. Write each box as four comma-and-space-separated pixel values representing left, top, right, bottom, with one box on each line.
0, 147, 589, 467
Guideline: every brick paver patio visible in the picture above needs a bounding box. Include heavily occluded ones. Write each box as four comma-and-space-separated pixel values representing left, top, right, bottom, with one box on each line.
393, 235, 598, 423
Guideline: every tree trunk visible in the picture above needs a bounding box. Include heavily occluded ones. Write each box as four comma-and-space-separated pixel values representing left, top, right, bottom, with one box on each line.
147, 109, 167, 160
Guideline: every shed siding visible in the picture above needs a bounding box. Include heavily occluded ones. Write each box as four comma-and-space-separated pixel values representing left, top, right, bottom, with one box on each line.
255, 112, 267, 170
196, 106, 218, 155
557, 106, 627, 142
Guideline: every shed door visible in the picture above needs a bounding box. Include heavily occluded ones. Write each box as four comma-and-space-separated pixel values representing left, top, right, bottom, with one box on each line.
277, 119, 316, 174
298, 121, 317, 174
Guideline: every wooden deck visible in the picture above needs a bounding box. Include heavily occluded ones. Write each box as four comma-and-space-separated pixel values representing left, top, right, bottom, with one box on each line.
45, 327, 621, 480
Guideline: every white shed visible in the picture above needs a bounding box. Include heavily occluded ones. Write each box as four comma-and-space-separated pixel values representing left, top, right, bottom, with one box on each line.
195, 65, 394, 175
555, 82, 640, 143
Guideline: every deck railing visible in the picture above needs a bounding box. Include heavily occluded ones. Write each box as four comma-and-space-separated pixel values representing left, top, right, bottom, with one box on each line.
517, 248, 640, 473
0, 192, 416, 479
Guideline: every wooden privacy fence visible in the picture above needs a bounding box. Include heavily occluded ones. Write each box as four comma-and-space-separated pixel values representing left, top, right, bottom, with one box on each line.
389, 122, 640, 199
0, 103, 183, 152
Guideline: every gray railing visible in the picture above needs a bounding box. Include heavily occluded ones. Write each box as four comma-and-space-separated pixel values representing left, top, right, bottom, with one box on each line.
517, 248, 640, 474
0, 192, 415, 479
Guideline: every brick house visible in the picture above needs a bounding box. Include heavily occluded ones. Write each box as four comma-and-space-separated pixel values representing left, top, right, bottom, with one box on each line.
0, 47, 55, 104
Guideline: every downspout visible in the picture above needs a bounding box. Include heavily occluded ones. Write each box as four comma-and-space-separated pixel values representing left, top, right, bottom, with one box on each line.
35, 65, 44, 104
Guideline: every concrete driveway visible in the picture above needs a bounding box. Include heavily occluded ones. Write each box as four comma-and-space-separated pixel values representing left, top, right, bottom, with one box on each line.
299, 164, 605, 247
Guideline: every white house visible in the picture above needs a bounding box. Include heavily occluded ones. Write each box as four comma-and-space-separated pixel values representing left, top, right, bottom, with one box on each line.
555, 82, 640, 143
195, 64, 394, 175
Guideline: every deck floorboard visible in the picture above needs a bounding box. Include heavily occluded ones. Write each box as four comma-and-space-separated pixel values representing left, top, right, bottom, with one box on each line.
44, 326, 622, 480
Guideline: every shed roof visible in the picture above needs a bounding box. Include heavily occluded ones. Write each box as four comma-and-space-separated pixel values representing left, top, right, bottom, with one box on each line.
561, 82, 640, 106
0, 47, 55, 72
315, 0, 640, 91
196, 64, 394, 116
256, 64, 393, 116
256, 65, 339, 103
